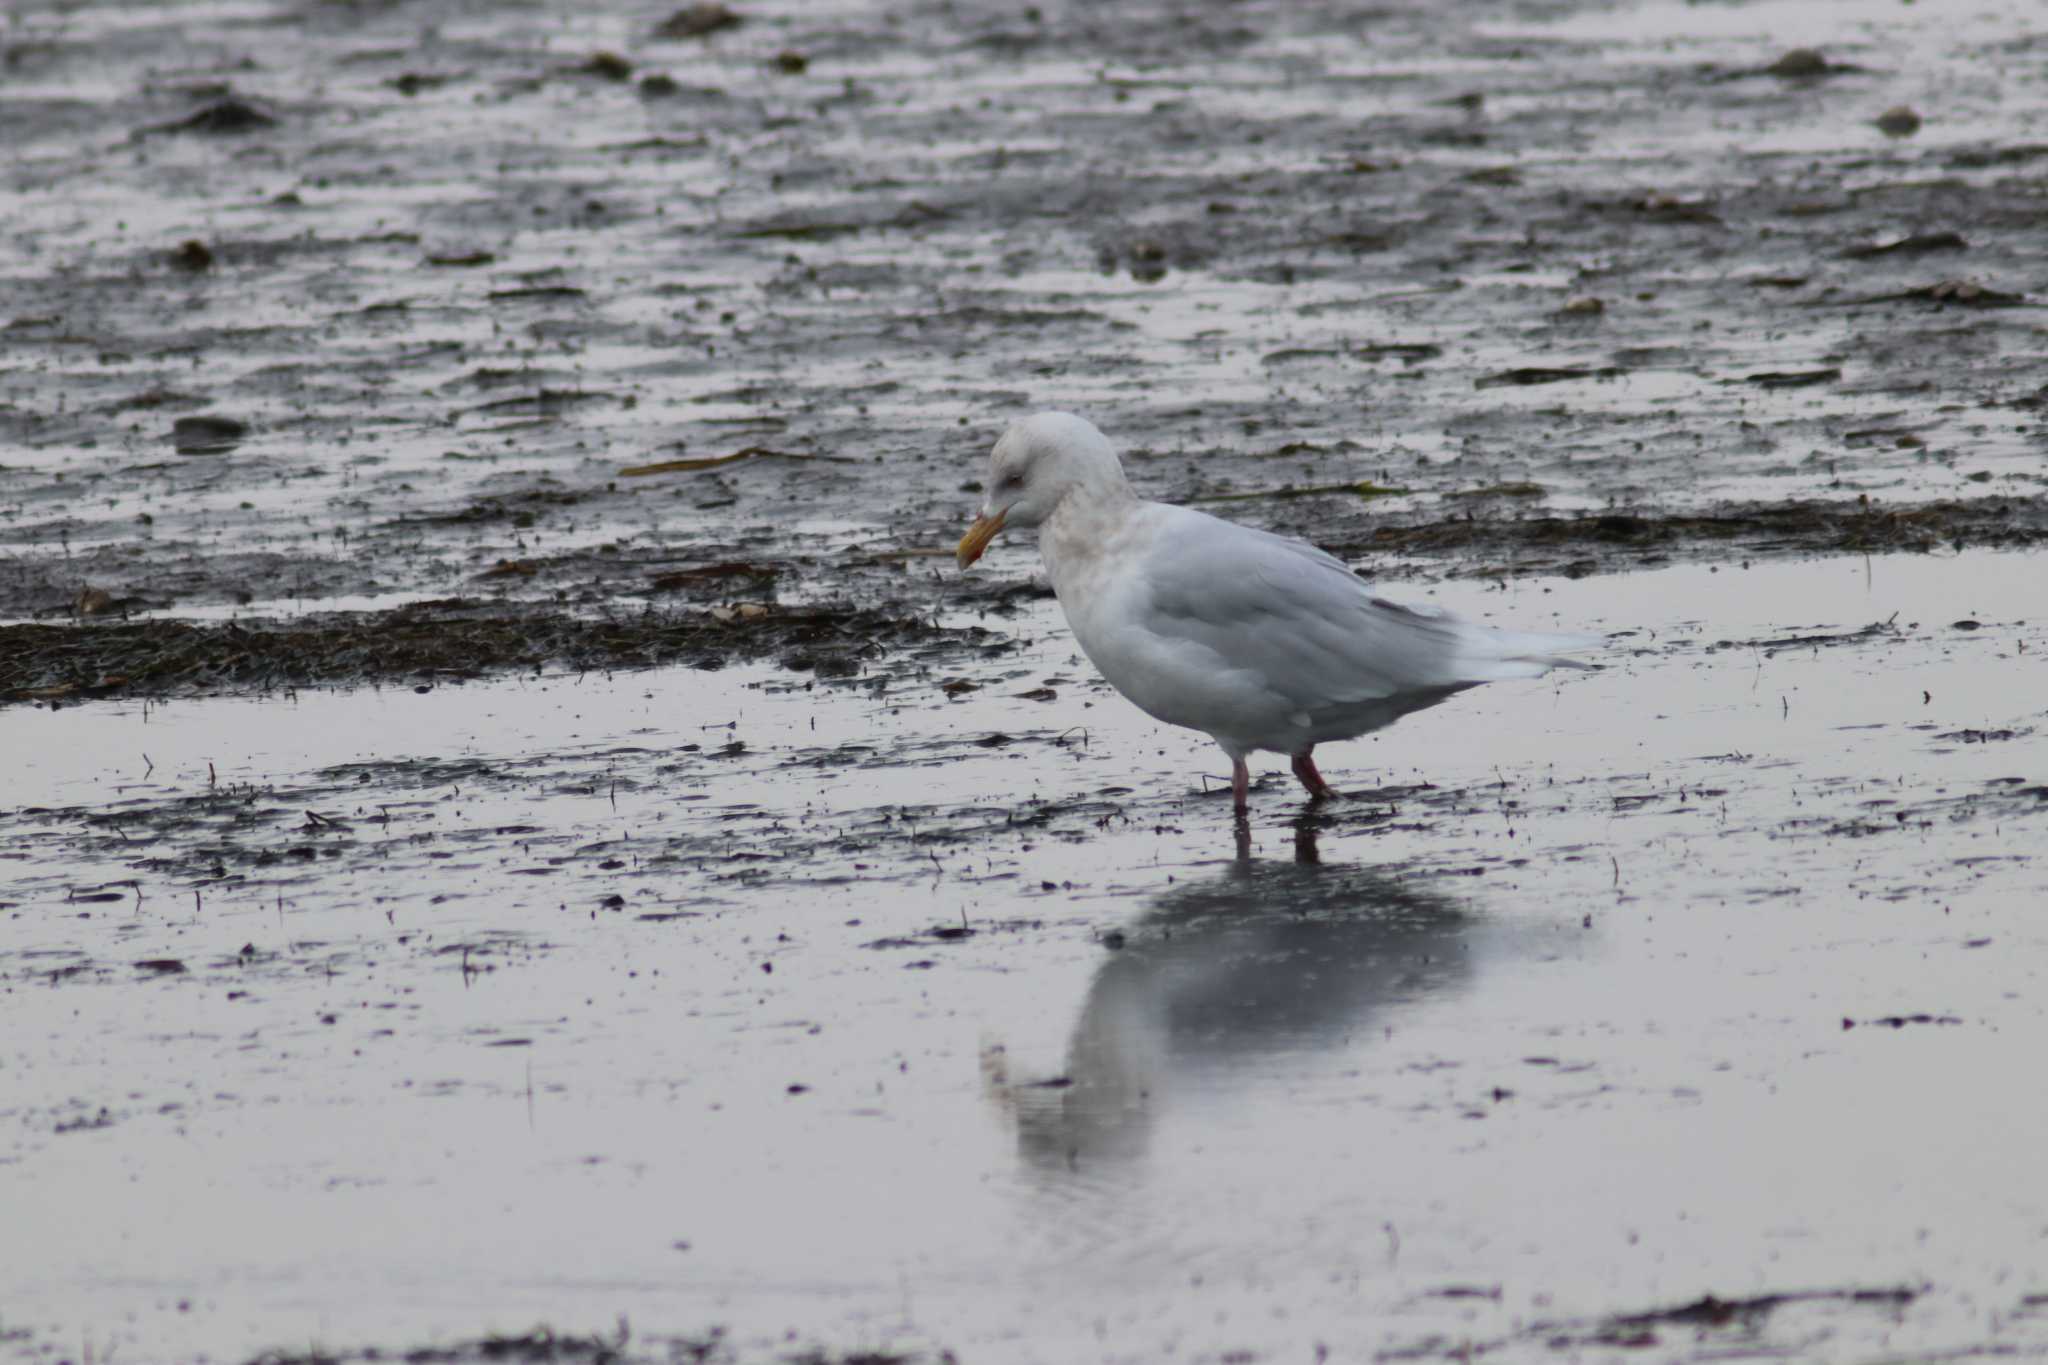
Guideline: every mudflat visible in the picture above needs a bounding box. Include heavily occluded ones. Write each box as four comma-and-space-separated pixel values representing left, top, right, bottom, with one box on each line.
3, 2, 2045, 1363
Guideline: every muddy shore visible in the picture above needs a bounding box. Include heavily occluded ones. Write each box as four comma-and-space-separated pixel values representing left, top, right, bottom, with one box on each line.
4, 2, 2048, 1364
6, 0, 2047, 708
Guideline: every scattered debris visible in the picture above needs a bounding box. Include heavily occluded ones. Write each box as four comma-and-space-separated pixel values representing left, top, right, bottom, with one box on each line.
1765, 48, 1858, 78
1474, 366, 1627, 388
655, 3, 741, 39
620, 447, 856, 477
1842, 1014, 1963, 1029
146, 98, 277, 136
169, 239, 215, 271
171, 415, 249, 455
1738, 368, 1841, 389
1842, 231, 1965, 259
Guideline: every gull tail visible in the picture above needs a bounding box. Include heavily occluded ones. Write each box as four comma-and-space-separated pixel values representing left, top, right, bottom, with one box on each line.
1454, 625, 1603, 682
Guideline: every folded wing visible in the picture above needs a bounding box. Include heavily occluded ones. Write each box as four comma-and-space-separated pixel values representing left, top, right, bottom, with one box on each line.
1137, 505, 1591, 717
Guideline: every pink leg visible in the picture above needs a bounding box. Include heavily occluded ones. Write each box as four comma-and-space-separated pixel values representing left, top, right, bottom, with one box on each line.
1290, 748, 1338, 802
1231, 756, 1251, 815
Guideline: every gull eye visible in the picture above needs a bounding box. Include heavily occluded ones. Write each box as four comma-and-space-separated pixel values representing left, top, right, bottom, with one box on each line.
1000, 471, 1024, 490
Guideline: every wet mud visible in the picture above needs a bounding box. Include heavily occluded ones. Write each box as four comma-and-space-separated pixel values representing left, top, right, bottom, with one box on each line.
5, 0, 2048, 1362
7, 0, 2048, 644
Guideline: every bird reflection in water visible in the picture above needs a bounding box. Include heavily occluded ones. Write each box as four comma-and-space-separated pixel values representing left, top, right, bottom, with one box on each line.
986, 818, 1474, 1175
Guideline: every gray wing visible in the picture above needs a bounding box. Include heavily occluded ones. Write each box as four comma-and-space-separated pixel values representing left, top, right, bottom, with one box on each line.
1135, 504, 1570, 712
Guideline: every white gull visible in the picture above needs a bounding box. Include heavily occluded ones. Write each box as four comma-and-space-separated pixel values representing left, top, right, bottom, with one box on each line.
955, 412, 1596, 814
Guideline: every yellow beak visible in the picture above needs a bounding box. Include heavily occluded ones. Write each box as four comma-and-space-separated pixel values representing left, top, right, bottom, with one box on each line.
955, 508, 1006, 570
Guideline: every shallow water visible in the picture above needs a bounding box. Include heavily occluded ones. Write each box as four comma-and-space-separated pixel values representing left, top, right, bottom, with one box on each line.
5, 549, 2046, 1363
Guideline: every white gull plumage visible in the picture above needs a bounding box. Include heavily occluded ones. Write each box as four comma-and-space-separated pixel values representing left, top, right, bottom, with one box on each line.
955, 412, 1596, 814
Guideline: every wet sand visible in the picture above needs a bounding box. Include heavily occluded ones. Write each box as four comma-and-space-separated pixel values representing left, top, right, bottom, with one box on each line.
3, 0, 2047, 1362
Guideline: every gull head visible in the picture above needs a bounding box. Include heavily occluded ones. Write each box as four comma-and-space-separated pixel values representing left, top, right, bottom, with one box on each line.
956, 412, 1126, 569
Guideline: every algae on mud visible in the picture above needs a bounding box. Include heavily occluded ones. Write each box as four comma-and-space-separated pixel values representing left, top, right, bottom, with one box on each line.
0, 599, 995, 704
4, 490, 2042, 708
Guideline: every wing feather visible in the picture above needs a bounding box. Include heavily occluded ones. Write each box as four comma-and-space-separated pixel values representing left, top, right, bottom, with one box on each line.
1135, 504, 1473, 710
